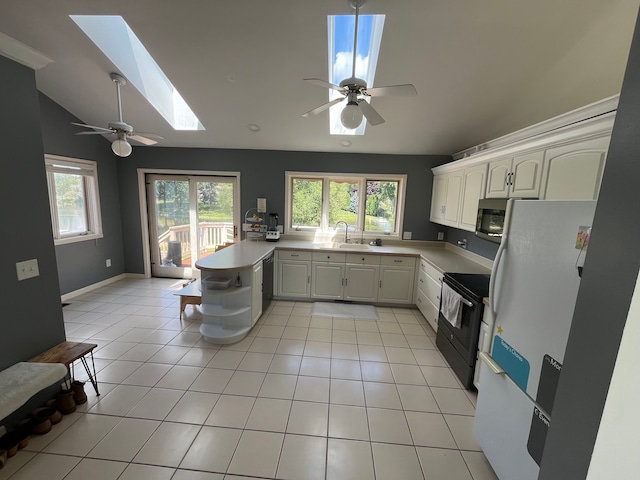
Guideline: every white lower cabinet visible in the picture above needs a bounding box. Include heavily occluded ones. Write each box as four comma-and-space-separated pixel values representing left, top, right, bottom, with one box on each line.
378, 256, 416, 304
415, 258, 443, 331
344, 264, 379, 302
277, 250, 311, 298
312, 262, 345, 299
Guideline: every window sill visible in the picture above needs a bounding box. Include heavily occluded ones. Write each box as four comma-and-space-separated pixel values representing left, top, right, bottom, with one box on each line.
54, 233, 103, 246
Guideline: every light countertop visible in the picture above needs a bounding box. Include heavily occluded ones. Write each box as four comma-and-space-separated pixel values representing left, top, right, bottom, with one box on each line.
195, 239, 492, 275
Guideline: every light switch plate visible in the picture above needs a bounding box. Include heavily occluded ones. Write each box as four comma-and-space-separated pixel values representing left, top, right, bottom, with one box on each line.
403, 231, 412, 240
16, 258, 39, 281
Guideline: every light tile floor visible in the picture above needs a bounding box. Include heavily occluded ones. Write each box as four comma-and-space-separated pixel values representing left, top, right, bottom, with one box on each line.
1, 278, 498, 480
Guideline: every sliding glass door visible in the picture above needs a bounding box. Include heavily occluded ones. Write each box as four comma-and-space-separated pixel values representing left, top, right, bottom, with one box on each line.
147, 174, 239, 278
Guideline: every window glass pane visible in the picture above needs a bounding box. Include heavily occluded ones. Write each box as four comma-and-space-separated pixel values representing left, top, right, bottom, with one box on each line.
329, 180, 358, 226
292, 179, 323, 228
54, 172, 88, 235
365, 180, 398, 233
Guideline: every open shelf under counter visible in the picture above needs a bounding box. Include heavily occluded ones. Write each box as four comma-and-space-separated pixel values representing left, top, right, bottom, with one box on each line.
200, 304, 251, 318
201, 285, 251, 298
200, 323, 252, 345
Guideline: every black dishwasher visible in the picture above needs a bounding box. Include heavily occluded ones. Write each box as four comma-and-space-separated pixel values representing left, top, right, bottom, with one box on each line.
262, 252, 274, 312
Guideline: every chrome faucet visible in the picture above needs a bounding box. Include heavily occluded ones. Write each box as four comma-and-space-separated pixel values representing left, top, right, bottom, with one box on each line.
335, 221, 349, 243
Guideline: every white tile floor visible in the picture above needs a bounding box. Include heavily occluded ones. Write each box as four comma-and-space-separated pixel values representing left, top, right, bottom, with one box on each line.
1, 278, 499, 480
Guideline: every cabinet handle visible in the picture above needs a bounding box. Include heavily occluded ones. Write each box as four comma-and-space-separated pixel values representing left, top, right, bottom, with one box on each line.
417, 297, 422, 303
344, 278, 348, 286
307, 276, 310, 284
419, 278, 424, 283
291, 254, 299, 257
361, 257, 365, 261
379, 280, 382, 288
327, 255, 331, 259
394, 259, 402, 263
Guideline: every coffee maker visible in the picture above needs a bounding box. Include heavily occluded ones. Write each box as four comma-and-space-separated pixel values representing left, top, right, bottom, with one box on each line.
265, 213, 280, 242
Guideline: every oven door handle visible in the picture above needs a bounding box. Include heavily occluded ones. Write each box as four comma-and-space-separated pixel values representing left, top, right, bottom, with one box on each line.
460, 297, 473, 308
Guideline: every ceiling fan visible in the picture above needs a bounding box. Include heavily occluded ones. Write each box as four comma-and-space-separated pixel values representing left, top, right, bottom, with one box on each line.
302, 0, 417, 130
72, 72, 162, 157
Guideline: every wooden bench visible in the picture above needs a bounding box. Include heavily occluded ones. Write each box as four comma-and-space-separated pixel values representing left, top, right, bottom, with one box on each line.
174, 282, 202, 320
29, 342, 99, 395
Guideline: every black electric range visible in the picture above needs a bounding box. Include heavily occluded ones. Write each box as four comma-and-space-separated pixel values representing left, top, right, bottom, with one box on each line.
435, 272, 490, 389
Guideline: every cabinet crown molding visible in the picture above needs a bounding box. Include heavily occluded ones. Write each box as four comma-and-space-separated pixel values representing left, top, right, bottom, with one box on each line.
435, 96, 617, 175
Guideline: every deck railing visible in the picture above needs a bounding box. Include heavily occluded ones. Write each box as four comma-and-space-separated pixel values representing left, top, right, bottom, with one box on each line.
158, 222, 234, 265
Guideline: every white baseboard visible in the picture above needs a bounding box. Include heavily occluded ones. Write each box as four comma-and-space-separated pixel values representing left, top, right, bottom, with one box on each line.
125, 273, 148, 279
61, 274, 127, 302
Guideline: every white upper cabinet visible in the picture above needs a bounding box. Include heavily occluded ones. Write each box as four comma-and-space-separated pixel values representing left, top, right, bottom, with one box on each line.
430, 171, 463, 227
486, 151, 544, 199
541, 136, 610, 200
459, 164, 487, 231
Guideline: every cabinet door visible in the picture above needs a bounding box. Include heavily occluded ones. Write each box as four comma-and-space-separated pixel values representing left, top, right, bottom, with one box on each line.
459, 164, 487, 231
542, 136, 609, 200
378, 266, 415, 304
511, 151, 543, 198
251, 262, 263, 324
430, 174, 448, 222
344, 264, 379, 302
443, 172, 464, 226
486, 158, 512, 198
311, 263, 345, 299
278, 261, 311, 298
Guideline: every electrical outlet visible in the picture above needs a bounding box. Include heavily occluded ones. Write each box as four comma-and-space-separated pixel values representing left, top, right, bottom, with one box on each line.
403, 231, 412, 240
106, 259, 112, 267
16, 258, 39, 281
437, 232, 445, 241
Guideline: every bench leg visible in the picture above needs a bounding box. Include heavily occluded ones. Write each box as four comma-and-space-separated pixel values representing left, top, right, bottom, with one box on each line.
78, 352, 100, 396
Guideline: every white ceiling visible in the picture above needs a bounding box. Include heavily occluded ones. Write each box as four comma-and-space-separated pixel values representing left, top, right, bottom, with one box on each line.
2, 0, 639, 155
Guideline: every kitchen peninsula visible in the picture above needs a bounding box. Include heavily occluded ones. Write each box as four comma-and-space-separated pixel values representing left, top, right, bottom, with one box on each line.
195, 239, 491, 344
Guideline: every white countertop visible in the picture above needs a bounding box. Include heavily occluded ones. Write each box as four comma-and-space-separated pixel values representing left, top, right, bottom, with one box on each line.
195, 239, 492, 275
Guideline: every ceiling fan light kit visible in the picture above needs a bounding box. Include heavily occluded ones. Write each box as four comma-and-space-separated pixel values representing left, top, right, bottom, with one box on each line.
302, 0, 416, 130
72, 72, 162, 156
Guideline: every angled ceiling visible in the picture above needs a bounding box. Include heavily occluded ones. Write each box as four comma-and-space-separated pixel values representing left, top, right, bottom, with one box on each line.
1, 0, 638, 155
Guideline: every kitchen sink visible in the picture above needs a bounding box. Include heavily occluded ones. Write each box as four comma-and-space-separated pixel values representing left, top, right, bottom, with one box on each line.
317, 242, 371, 251
339, 243, 371, 250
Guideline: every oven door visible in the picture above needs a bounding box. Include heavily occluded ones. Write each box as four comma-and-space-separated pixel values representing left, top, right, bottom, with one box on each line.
437, 278, 482, 365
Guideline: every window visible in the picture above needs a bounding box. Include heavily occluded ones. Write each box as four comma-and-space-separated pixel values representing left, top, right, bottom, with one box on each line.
328, 13, 385, 135
45, 155, 103, 245
286, 172, 405, 238
70, 15, 204, 131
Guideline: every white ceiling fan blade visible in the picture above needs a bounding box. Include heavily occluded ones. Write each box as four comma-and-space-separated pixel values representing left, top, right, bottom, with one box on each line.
75, 131, 114, 136
128, 135, 158, 146
71, 122, 113, 133
304, 78, 346, 93
302, 97, 346, 117
358, 100, 385, 126
365, 84, 417, 97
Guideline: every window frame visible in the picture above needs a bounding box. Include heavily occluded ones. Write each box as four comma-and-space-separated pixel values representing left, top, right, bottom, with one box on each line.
285, 171, 406, 239
45, 154, 103, 245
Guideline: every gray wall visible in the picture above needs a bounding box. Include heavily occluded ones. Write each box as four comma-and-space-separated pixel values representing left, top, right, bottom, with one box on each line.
539, 9, 640, 479
0, 56, 65, 370
442, 226, 499, 260
118, 147, 450, 274
39, 94, 126, 295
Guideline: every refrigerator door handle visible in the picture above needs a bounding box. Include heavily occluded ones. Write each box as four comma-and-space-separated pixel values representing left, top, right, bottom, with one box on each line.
479, 351, 505, 375
489, 241, 506, 316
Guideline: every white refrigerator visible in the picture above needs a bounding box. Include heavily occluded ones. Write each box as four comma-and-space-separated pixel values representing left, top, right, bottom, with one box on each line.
474, 200, 596, 479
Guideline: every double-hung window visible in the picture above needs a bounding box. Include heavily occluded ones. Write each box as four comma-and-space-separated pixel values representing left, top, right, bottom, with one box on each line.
45, 155, 103, 245
285, 172, 406, 238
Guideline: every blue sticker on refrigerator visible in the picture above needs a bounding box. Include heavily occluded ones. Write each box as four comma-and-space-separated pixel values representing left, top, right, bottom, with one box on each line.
492, 335, 530, 391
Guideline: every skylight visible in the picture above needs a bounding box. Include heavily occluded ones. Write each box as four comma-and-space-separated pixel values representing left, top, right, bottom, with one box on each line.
328, 13, 385, 135
70, 15, 204, 131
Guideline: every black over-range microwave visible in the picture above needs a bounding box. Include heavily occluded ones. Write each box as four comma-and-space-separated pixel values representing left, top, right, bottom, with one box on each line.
475, 199, 508, 243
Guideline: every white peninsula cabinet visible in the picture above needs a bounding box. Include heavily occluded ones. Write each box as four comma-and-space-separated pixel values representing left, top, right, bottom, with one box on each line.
276, 250, 311, 298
